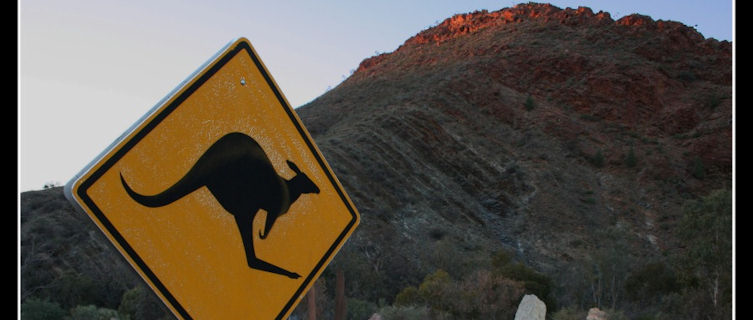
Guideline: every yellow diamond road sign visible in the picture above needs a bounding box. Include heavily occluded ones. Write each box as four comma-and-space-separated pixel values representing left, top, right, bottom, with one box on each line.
64, 37, 360, 320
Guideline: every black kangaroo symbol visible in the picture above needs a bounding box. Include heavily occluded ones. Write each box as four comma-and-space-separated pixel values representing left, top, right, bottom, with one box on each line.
120, 132, 320, 279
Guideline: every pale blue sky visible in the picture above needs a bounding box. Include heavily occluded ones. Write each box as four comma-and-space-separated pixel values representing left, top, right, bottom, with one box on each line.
19, 0, 733, 191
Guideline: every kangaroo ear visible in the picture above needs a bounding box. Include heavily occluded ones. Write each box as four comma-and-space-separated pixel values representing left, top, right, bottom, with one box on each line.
287, 160, 301, 174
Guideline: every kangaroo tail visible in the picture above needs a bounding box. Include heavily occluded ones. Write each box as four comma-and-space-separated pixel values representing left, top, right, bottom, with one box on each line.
120, 172, 201, 208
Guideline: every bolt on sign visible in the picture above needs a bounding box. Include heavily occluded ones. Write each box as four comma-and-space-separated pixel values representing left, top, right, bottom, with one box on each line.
65, 37, 360, 319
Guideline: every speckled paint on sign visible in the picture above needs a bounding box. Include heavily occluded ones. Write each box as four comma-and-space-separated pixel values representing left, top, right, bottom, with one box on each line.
66, 38, 359, 320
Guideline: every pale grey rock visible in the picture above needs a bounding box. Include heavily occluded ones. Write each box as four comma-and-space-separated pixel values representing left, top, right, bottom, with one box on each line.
514, 294, 546, 320
586, 307, 607, 320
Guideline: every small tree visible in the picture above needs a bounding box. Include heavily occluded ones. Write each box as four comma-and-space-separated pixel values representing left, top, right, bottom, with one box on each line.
21, 299, 67, 320
492, 250, 556, 310
417, 269, 452, 311
692, 156, 705, 179
676, 189, 732, 319
624, 262, 679, 304
69, 305, 128, 320
346, 298, 377, 320
524, 95, 535, 111
118, 286, 167, 320
624, 147, 637, 168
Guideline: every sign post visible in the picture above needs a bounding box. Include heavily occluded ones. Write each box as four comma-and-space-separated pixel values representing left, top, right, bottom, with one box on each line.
65, 37, 359, 319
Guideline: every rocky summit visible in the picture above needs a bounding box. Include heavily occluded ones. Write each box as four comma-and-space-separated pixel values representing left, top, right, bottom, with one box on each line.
21, 3, 731, 319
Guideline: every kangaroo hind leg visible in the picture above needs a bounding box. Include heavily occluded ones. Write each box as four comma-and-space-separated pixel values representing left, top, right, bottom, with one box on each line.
233, 212, 301, 279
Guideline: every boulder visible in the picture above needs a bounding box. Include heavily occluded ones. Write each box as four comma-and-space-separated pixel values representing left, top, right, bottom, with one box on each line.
514, 294, 546, 320
586, 307, 607, 320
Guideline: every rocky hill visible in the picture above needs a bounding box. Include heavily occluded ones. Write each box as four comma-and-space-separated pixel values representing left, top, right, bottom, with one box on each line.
21, 3, 731, 319
297, 1, 731, 315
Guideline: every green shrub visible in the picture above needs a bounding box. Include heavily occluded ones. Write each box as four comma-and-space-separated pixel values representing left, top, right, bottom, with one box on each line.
496, 262, 555, 309
625, 147, 637, 168
50, 271, 98, 309
347, 298, 378, 320
21, 298, 67, 320
589, 150, 605, 168
118, 286, 167, 320
579, 114, 601, 121
524, 95, 535, 111
453, 270, 524, 319
692, 156, 705, 179
602, 308, 629, 320
491, 250, 513, 269
69, 305, 128, 320
392, 267, 525, 319
377, 305, 430, 320
703, 93, 724, 109
634, 313, 664, 320
394, 286, 420, 307
624, 262, 679, 302
416, 270, 451, 310
674, 189, 732, 319
490, 249, 556, 310
551, 307, 585, 320
677, 71, 696, 82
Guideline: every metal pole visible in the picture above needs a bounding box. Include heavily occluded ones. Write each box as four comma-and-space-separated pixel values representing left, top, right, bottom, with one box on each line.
307, 284, 317, 320
335, 270, 346, 320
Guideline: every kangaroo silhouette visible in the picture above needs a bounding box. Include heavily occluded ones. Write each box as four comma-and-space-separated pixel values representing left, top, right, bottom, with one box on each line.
120, 132, 320, 279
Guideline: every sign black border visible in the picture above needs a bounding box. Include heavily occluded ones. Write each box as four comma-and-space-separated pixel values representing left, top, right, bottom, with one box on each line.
75, 40, 358, 320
